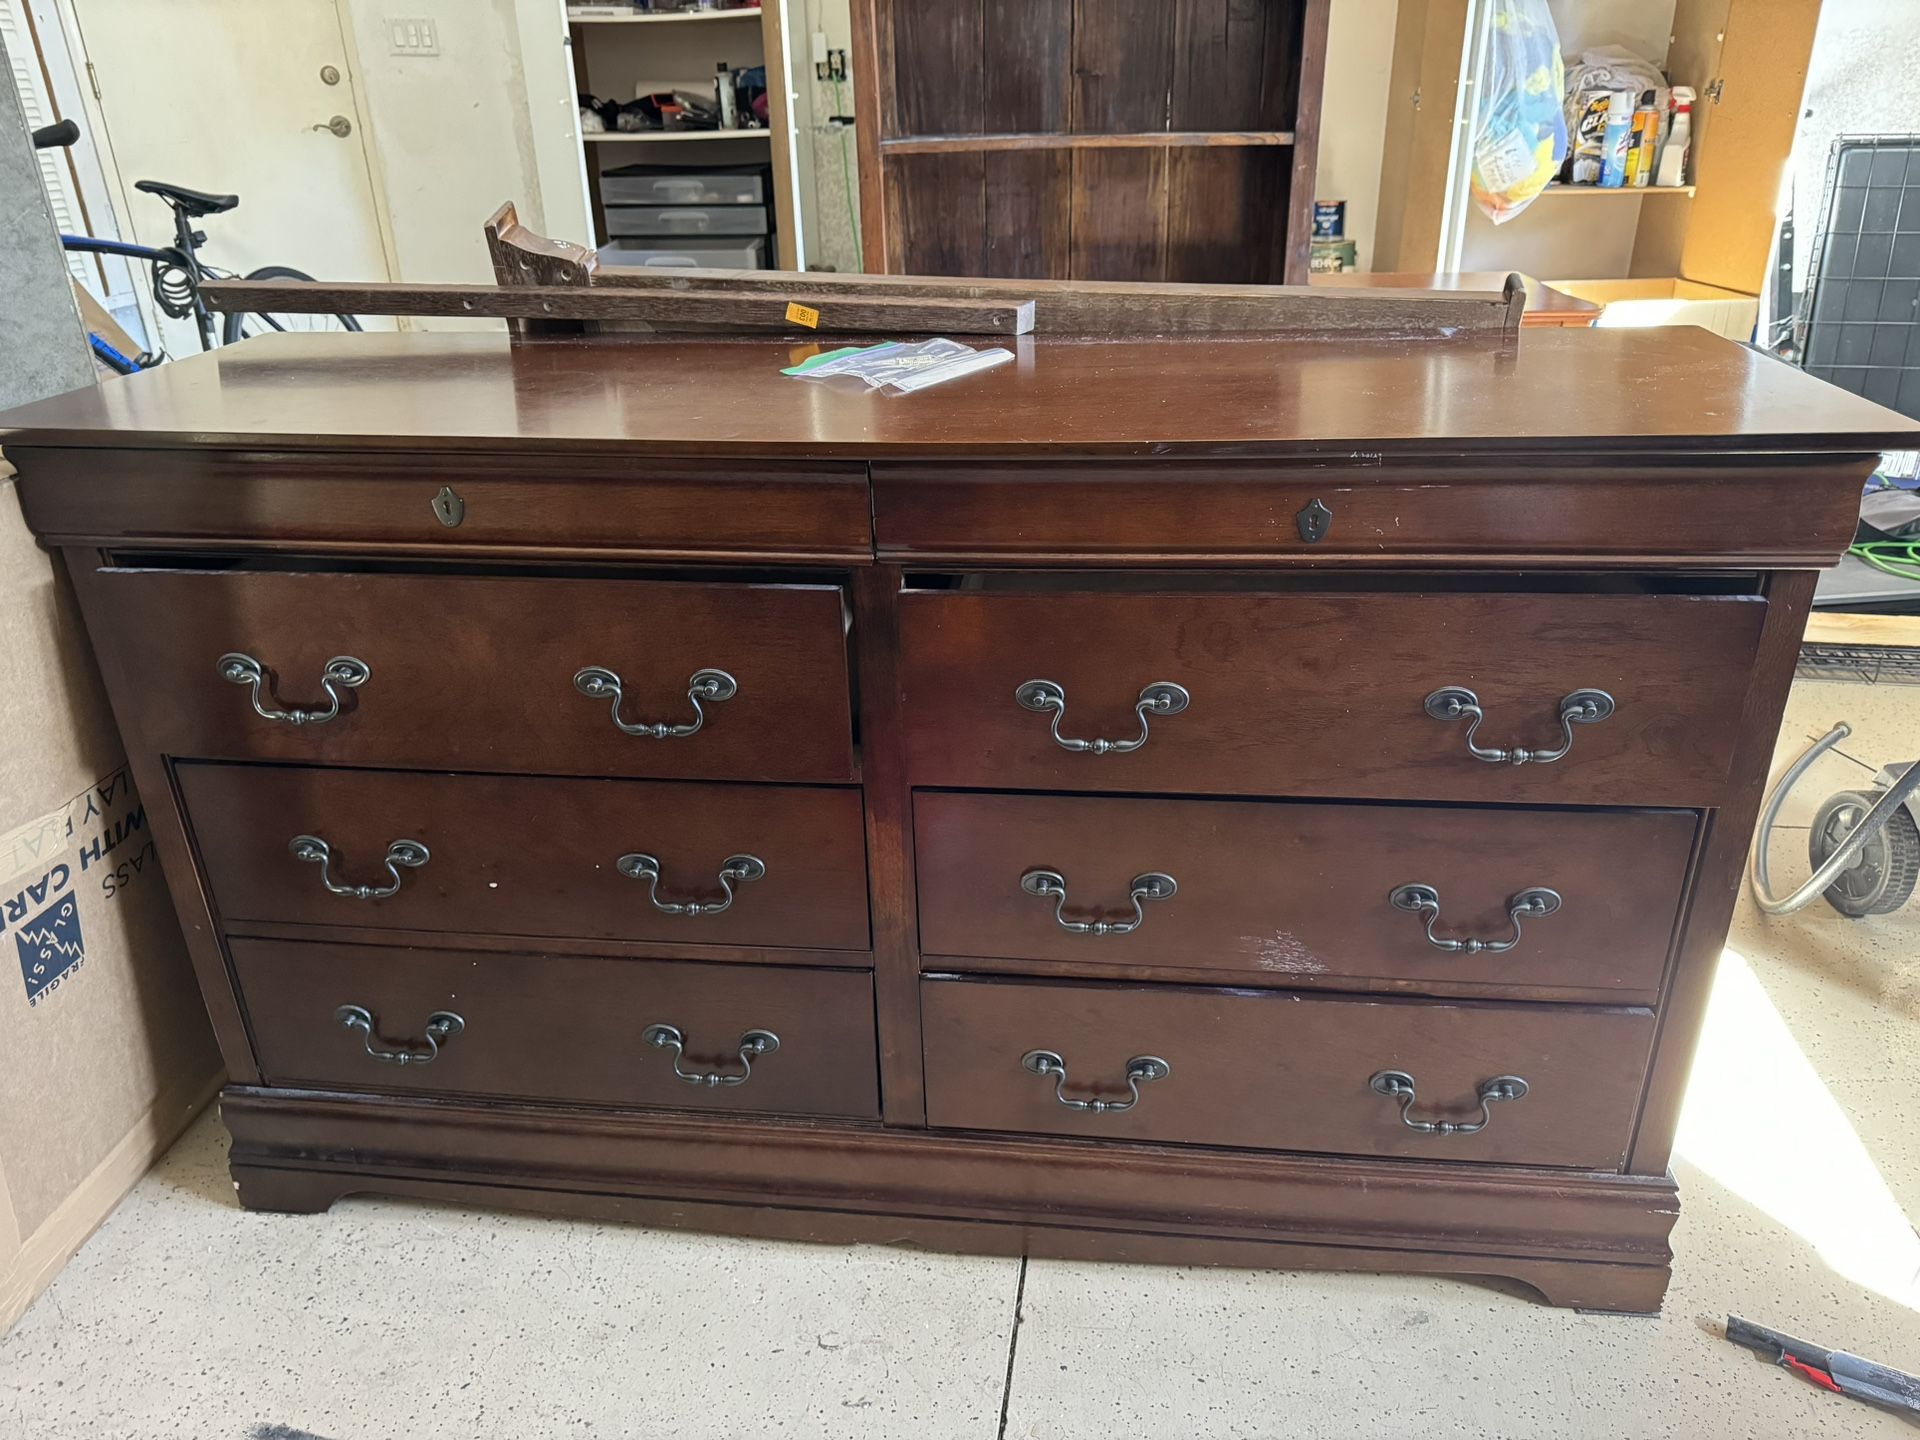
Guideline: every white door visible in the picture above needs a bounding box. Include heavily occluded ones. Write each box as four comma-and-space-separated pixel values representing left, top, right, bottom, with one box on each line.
68, 0, 393, 354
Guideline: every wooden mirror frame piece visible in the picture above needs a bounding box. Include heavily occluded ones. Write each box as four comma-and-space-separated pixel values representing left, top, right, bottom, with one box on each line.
196, 203, 1527, 342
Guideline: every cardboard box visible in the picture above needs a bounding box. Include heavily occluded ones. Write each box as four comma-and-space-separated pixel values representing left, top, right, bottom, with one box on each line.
0, 458, 222, 1332
1546, 277, 1760, 341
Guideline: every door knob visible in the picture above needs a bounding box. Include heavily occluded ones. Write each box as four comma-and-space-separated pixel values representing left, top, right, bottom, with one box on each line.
314, 115, 353, 138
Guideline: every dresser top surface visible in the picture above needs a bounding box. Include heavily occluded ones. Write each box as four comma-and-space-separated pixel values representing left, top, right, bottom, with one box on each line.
2, 327, 1913, 458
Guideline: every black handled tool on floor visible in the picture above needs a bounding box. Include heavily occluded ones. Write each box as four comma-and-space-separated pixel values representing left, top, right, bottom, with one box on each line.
1726, 1314, 1920, 1417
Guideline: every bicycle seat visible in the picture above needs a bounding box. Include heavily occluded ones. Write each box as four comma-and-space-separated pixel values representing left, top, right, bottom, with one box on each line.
134, 179, 239, 217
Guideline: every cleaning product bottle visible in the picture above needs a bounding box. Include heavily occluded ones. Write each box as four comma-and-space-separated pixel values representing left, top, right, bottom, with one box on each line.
1655, 87, 1694, 188
1628, 92, 1659, 187
1599, 89, 1635, 187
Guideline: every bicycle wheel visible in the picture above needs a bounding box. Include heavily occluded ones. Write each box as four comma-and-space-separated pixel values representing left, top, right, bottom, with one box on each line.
221, 265, 364, 345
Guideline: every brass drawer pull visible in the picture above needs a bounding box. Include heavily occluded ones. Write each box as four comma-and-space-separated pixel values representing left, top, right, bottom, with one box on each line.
1021, 1049, 1170, 1114
1388, 882, 1561, 954
642, 1023, 778, 1087
616, 851, 765, 916
574, 665, 737, 738
1424, 686, 1615, 765
218, 652, 368, 725
1369, 1070, 1529, 1136
290, 835, 429, 899
1020, 867, 1177, 936
335, 1004, 463, 1066
1014, 679, 1189, 755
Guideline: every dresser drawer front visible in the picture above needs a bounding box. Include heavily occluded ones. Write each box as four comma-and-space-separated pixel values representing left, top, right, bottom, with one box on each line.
182, 765, 871, 951
232, 939, 880, 1118
921, 978, 1651, 1168
83, 568, 854, 782
914, 792, 1694, 999
899, 588, 1763, 805
871, 457, 1869, 567
25, 451, 871, 560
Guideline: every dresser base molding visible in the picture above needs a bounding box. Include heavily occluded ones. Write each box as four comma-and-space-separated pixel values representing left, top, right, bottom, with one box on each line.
222, 1088, 1677, 1313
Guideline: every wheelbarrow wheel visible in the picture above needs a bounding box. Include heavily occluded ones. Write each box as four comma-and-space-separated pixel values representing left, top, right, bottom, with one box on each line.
1809, 789, 1920, 918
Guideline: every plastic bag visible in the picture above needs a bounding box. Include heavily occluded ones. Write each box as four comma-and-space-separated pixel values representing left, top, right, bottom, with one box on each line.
782, 339, 1014, 394
1468, 0, 1567, 224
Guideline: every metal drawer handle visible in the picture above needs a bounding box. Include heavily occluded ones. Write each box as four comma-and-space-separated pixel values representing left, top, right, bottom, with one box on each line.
1388, 882, 1561, 954
616, 852, 765, 916
1021, 1049, 1170, 1114
1014, 679, 1189, 755
574, 665, 737, 738
1020, 868, 1177, 936
642, 1023, 778, 1086
218, 652, 368, 725
1424, 686, 1615, 766
335, 1004, 463, 1066
290, 835, 429, 899
1369, 1070, 1529, 1136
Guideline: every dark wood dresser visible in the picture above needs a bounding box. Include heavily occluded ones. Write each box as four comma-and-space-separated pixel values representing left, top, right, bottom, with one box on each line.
5, 326, 1912, 1312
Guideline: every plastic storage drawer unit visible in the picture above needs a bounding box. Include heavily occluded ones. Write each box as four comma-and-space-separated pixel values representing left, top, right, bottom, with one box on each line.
606, 205, 771, 238
601, 164, 768, 207
602, 236, 769, 269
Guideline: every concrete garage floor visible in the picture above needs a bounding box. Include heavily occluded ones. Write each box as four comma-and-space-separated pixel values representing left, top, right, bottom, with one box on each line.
2, 675, 1917, 1440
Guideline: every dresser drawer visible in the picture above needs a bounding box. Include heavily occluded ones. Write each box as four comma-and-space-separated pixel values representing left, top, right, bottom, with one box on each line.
870, 457, 1869, 567
24, 451, 871, 561
181, 764, 870, 952
921, 978, 1652, 1168
81, 567, 854, 782
899, 587, 1764, 805
231, 938, 880, 1118
913, 792, 1694, 1000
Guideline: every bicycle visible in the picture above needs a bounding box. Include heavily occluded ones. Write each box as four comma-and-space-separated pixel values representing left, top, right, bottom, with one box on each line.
32, 118, 361, 372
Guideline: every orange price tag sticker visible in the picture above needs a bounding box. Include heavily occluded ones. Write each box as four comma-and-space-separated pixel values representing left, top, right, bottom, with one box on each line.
785, 302, 821, 329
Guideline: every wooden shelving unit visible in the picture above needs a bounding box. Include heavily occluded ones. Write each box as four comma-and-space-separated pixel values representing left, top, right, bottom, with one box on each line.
1381, 0, 1822, 334
568, 1, 800, 267
583, 129, 771, 144
568, 6, 762, 22
879, 131, 1297, 156
1533, 185, 1697, 200
850, 0, 1330, 284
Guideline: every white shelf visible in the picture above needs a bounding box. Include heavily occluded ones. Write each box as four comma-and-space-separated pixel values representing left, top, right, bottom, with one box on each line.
568, 6, 761, 22
1535, 185, 1697, 199
584, 129, 770, 143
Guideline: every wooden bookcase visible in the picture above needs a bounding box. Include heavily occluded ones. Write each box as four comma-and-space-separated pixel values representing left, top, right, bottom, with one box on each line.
850, 0, 1330, 283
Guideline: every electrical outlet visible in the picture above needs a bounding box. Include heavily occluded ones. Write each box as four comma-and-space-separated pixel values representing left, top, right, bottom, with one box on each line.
387, 18, 440, 55
816, 47, 847, 82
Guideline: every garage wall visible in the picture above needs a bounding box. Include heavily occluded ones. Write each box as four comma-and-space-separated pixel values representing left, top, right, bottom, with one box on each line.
1319, 0, 1401, 272
789, 0, 861, 272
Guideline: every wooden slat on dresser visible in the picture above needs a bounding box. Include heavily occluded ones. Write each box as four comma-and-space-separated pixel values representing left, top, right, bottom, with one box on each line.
199, 280, 1040, 336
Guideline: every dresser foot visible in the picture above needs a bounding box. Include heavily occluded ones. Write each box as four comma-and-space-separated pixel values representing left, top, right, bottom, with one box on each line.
1495, 1258, 1671, 1314
230, 1164, 352, 1215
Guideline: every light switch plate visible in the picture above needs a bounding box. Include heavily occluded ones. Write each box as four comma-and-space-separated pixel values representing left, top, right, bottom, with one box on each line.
387, 17, 440, 55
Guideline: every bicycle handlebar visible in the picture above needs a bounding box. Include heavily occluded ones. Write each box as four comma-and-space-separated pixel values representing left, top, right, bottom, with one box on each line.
32, 119, 81, 150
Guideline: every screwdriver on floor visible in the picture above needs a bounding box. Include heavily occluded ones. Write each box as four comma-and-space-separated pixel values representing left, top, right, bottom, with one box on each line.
1725, 1314, 1920, 1417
